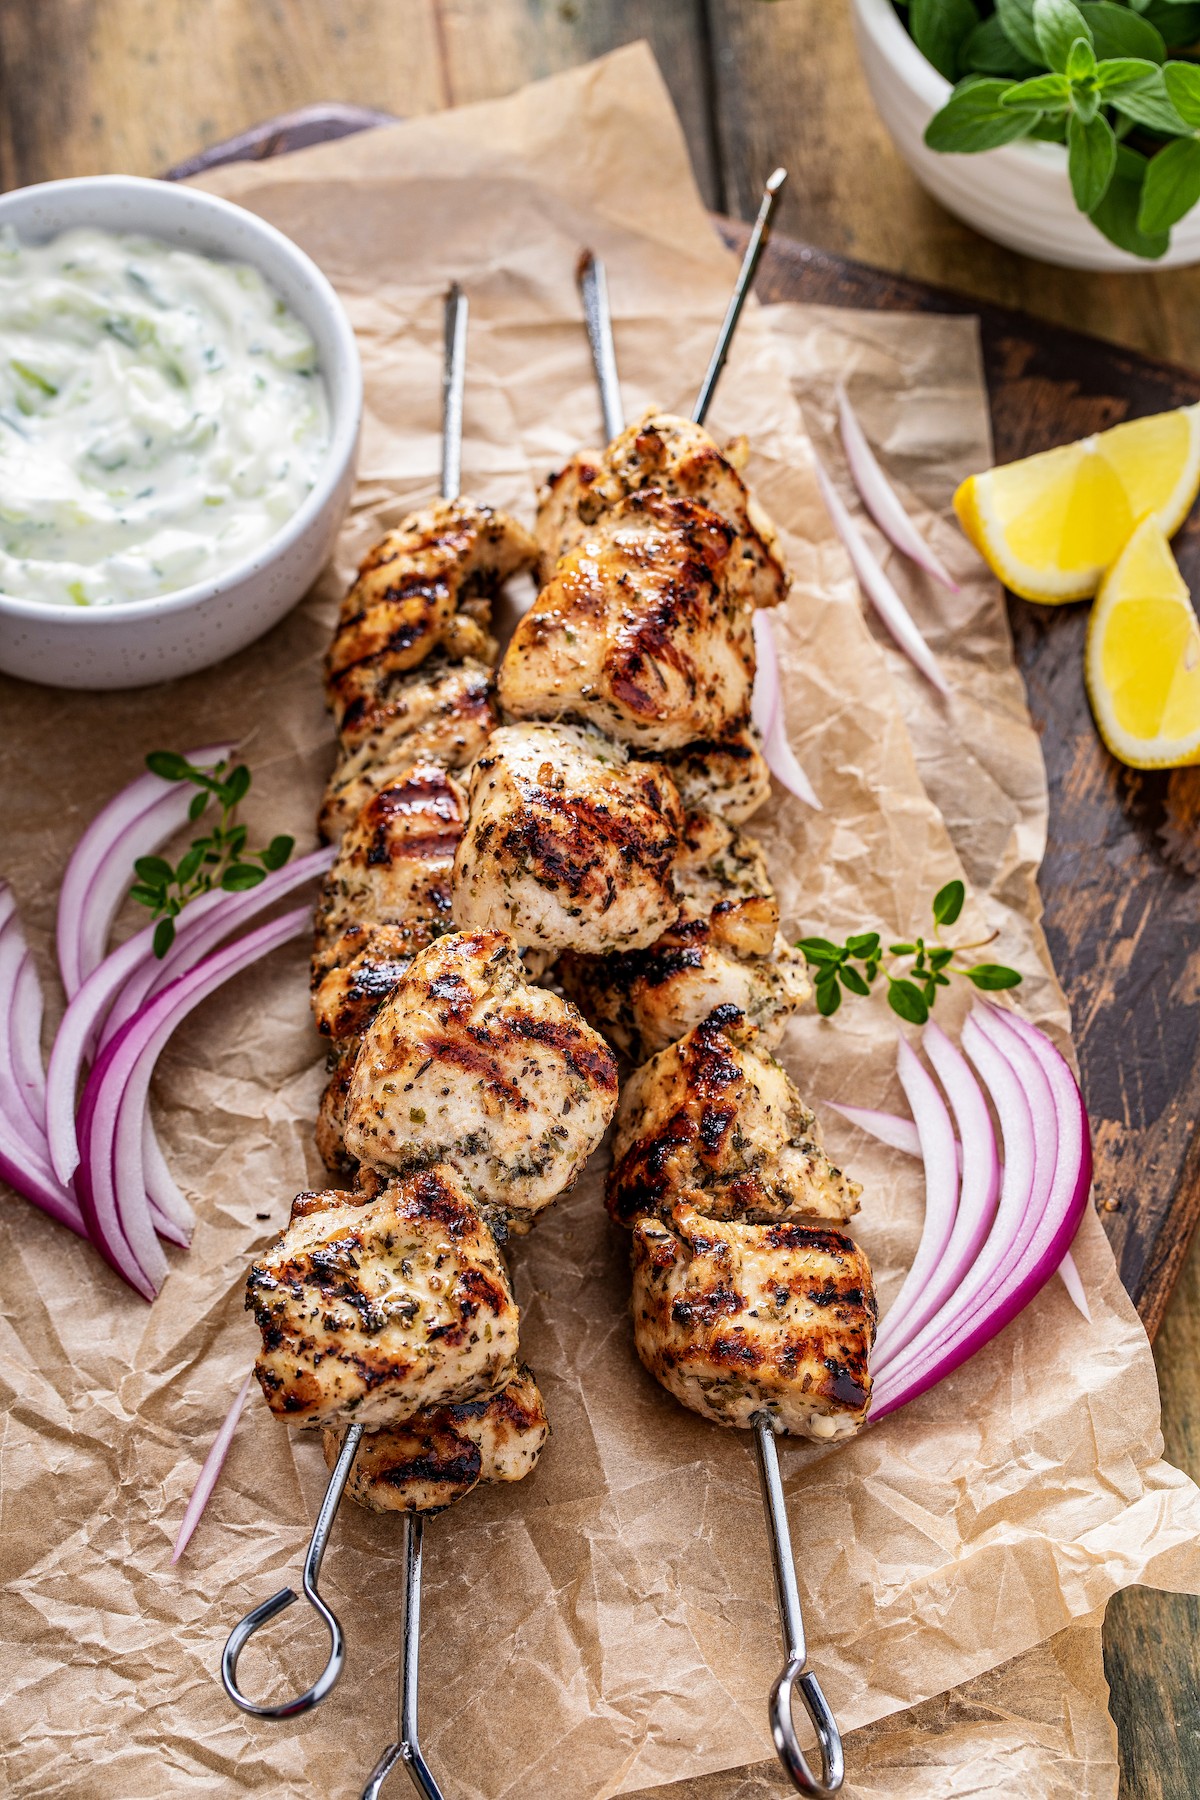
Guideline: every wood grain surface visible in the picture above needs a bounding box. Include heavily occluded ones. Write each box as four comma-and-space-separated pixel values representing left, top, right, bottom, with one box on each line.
6, 4, 1200, 1794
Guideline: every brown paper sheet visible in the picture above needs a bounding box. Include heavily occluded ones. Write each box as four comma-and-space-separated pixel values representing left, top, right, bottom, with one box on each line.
2, 44, 1198, 1799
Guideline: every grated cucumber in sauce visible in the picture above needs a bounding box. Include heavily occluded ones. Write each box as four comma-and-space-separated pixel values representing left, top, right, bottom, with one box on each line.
0, 225, 331, 607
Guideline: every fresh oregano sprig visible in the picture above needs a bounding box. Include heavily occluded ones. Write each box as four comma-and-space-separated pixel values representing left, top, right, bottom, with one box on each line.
129, 751, 294, 958
798, 879, 1022, 1023
889, 0, 1200, 259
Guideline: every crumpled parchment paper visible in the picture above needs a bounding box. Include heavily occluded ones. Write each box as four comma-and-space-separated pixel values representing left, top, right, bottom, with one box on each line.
2, 42, 1198, 1800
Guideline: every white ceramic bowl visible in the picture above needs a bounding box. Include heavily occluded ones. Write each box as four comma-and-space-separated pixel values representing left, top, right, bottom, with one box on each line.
852, 0, 1200, 271
0, 176, 361, 690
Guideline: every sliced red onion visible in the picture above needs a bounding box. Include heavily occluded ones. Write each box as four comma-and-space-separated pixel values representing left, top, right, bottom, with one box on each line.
824, 1099, 921, 1159
97, 846, 333, 1052
872, 1036, 960, 1366
0, 1109, 86, 1238
870, 1007, 1091, 1420
814, 453, 950, 700
143, 1117, 194, 1240
11, 947, 47, 1134
56, 742, 234, 997
148, 1193, 192, 1249
752, 613, 821, 809
76, 906, 311, 1300
172, 1370, 255, 1562
47, 848, 332, 1186
837, 385, 959, 593
1056, 1250, 1091, 1321
885, 1018, 1001, 1360
829, 1091, 1084, 1316
0, 918, 45, 1148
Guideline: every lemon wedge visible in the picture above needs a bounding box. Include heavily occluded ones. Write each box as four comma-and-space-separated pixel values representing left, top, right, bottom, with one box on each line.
1085, 515, 1200, 769
955, 404, 1200, 603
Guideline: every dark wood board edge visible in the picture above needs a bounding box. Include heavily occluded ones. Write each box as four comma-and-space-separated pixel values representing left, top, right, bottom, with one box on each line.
170, 106, 1200, 1340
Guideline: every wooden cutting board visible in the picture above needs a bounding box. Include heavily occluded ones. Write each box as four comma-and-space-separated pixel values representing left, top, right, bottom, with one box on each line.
172, 104, 1200, 1339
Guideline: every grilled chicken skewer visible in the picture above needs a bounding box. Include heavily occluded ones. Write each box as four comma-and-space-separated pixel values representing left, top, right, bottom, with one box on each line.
224, 291, 617, 1790
452, 193, 858, 1794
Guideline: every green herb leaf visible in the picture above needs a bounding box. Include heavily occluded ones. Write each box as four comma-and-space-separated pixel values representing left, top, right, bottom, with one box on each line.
932, 878, 966, 926
964, 963, 1025, 989
798, 936, 843, 964
175, 844, 205, 886
152, 916, 176, 959
816, 978, 842, 1018
890, 941, 917, 955
1001, 70, 1072, 104
220, 763, 252, 807
888, 978, 931, 1024
1080, 4, 1165, 62
1138, 132, 1200, 231
1093, 55, 1161, 94
839, 965, 872, 997
910, 0, 982, 80
187, 789, 209, 822
1066, 33, 1097, 76
1068, 108, 1117, 209
1163, 58, 1200, 126
929, 945, 956, 971
145, 750, 194, 782
133, 854, 173, 887
220, 864, 267, 892
1089, 144, 1170, 255
1033, 0, 1094, 71
846, 931, 881, 956
925, 77, 1045, 150
996, 0, 1044, 62
963, 14, 1040, 73
1109, 68, 1190, 131
129, 882, 161, 909
260, 834, 295, 871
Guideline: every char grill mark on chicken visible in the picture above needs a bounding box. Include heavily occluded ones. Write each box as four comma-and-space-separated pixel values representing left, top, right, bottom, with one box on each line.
500, 490, 755, 750
631, 1203, 875, 1436
558, 807, 810, 1062
321, 1363, 549, 1513
249, 1170, 520, 1429
452, 721, 685, 955
606, 1007, 860, 1229
345, 929, 617, 1233
464, 415, 876, 1441
247, 489, 600, 1513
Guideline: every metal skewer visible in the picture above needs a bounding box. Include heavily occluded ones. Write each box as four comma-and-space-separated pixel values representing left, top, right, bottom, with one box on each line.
355, 289, 472, 1799
693, 167, 786, 429
222, 1421, 364, 1716
221, 292, 469, 1780
576, 170, 844, 1798
578, 253, 625, 442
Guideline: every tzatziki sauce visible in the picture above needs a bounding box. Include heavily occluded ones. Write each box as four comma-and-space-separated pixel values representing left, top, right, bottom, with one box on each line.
0, 225, 331, 607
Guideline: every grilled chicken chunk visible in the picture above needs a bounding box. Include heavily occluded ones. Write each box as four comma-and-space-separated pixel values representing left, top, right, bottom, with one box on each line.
248, 1171, 519, 1428
607, 1007, 860, 1228
322, 1363, 549, 1513
631, 1201, 875, 1436
452, 722, 684, 954
652, 728, 771, 825
313, 763, 464, 969
536, 411, 788, 611
320, 659, 497, 842
560, 810, 810, 1060
345, 930, 618, 1231
500, 491, 755, 750
326, 500, 535, 738
315, 1043, 358, 1178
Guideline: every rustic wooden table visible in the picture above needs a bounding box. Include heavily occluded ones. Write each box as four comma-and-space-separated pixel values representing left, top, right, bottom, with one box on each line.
5, 3, 1199, 1795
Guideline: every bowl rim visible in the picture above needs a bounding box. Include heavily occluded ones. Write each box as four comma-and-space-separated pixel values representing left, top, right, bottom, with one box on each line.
852, 0, 1070, 173
0, 173, 362, 625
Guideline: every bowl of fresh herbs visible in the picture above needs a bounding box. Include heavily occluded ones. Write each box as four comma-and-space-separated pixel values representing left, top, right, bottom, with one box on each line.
852, 0, 1200, 268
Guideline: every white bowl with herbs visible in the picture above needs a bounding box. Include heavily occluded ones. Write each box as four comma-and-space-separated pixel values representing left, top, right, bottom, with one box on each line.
852, 0, 1200, 270
0, 175, 361, 690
